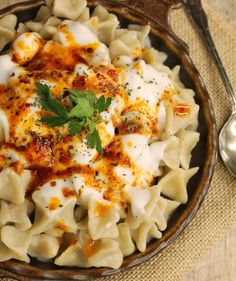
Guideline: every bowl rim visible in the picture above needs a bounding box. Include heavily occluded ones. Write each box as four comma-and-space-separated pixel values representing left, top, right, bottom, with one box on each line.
0, 0, 218, 280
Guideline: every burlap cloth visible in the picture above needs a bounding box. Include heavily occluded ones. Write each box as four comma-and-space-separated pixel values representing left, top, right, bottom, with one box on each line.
0, 0, 236, 280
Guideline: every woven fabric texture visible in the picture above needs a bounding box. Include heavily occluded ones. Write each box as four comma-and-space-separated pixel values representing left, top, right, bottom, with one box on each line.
0, 1, 236, 281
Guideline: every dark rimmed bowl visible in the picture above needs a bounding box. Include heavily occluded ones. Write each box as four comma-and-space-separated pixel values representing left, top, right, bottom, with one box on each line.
0, 0, 217, 280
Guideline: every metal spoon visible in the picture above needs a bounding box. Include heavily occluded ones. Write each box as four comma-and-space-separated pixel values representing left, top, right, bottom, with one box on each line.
183, 0, 236, 177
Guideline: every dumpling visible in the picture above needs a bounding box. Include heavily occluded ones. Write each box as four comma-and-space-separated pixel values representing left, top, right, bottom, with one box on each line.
164, 96, 199, 138
162, 136, 180, 170
142, 47, 167, 66
142, 47, 171, 74
0, 147, 31, 204
128, 24, 150, 48
17, 23, 29, 33
0, 14, 17, 32
52, 0, 87, 20
92, 6, 119, 45
177, 129, 200, 169
0, 166, 31, 204
0, 199, 34, 231
152, 196, 180, 231
178, 88, 196, 104
132, 221, 162, 252
28, 234, 60, 262
31, 180, 78, 235
0, 240, 12, 262
158, 167, 199, 203
39, 16, 61, 40
118, 222, 135, 257
109, 29, 142, 60
0, 14, 17, 51
127, 185, 161, 229
34, 6, 51, 23
85, 237, 123, 269
77, 7, 90, 22
25, 22, 43, 33
25, 6, 51, 33
1, 225, 31, 262
53, 20, 110, 66
88, 199, 120, 240
45, 0, 53, 10
170, 65, 185, 90
55, 230, 123, 269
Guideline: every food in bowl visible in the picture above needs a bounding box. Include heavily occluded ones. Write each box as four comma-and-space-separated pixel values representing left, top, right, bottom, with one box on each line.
0, 0, 200, 269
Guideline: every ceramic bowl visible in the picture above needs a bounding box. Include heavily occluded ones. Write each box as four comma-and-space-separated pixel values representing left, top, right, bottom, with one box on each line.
0, 0, 217, 280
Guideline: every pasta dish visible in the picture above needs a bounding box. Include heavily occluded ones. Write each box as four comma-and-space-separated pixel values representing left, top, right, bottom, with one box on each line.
0, 0, 200, 269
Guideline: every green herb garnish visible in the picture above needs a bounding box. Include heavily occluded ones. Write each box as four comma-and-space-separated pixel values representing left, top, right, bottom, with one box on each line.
35, 82, 112, 155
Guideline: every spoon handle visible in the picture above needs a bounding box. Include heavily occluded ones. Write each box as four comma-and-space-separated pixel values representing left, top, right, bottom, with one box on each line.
183, 0, 236, 113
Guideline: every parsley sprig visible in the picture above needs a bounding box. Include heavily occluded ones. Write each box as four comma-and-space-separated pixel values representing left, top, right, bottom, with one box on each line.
35, 82, 112, 155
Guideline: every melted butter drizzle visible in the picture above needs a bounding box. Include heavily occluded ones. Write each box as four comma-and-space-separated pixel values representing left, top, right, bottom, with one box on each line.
0, 41, 175, 207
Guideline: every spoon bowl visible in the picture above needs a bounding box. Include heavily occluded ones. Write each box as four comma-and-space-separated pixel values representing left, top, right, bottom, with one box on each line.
219, 113, 236, 177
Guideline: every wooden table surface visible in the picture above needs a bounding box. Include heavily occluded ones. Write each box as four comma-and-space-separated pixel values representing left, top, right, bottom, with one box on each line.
0, 1, 235, 281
